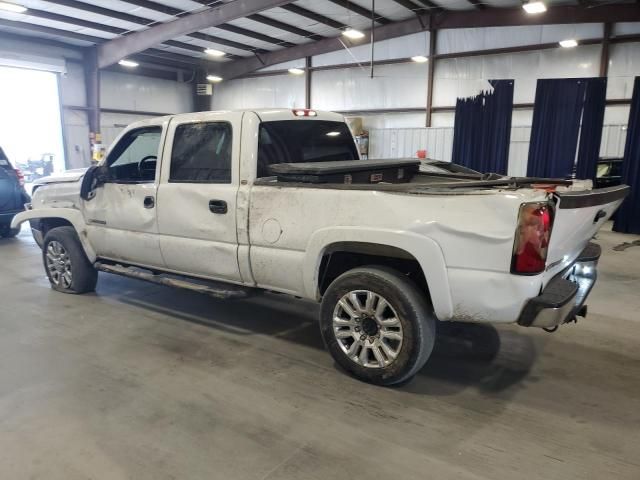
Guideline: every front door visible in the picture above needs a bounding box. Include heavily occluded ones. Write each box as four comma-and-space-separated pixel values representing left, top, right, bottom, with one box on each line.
156, 113, 242, 282
83, 124, 165, 268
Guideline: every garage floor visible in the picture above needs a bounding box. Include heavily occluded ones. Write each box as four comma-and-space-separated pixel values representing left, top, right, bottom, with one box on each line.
1, 225, 639, 480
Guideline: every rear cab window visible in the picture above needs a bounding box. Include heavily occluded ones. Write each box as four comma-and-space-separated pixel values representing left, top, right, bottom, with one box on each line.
257, 121, 358, 178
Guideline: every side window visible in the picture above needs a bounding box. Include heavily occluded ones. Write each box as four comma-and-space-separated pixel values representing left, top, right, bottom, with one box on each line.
169, 122, 232, 183
107, 127, 162, 183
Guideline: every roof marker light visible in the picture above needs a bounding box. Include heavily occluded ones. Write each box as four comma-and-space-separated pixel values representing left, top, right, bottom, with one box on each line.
292, 109, 317, 117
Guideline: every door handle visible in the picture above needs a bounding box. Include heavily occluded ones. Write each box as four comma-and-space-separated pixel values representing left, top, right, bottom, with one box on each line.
209, 199, 228, 214
143, 196, 155, 209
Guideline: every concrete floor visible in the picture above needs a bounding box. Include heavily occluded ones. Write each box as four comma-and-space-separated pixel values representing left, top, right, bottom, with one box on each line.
1, 224, 639, 480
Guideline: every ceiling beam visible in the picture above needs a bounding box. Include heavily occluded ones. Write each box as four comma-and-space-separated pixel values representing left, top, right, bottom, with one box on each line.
412, 0, 444, 11
326, 0, 392, 25
466, 0, 486, 10
97, 0, 297, 68
280, 4, 347, 31
44, 0, 263, 53
247, 13, 325, 41
391, 0, 423, 13
217, 4, 640, 80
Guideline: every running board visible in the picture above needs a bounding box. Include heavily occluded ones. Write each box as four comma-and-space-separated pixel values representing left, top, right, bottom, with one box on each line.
94, 262, 254, 300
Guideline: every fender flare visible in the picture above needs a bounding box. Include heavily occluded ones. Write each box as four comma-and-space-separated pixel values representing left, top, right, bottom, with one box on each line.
303, 227, 454, 321
11, 208, 97, 262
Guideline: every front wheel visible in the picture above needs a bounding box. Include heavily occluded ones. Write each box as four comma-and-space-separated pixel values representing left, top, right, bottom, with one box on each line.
320, 266, 436, 386
42, 226, 98, 294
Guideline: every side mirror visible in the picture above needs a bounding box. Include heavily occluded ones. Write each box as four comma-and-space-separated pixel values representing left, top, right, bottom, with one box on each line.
80, 165, 109, 201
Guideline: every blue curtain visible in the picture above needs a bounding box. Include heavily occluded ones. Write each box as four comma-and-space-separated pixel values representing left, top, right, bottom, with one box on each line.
527, 79, 587, 178
452, 80, 514, 174
575, 78, 608, 181
613, 77, 640, 234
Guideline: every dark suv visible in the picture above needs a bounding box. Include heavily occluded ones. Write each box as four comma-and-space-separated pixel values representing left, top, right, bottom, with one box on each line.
0, 147, 30, 238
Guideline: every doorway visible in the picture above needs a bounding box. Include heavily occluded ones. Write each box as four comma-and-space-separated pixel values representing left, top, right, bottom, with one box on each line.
0, 66, 66, 183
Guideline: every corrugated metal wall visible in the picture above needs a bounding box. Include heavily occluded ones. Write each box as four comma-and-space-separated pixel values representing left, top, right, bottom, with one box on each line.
370, 125, 628, 176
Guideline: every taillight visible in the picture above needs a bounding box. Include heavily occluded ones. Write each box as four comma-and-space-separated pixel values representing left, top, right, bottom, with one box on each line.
511, 202, 554, 275
14, 168, 25, 187
292, 109, 317, 117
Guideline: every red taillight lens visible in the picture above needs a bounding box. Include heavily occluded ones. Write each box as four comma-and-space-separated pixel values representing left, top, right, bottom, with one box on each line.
14, 168, 25, 186
511, 202, 554, 275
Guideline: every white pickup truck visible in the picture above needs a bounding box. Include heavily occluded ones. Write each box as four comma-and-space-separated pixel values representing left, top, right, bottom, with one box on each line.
12, 109, 628, 385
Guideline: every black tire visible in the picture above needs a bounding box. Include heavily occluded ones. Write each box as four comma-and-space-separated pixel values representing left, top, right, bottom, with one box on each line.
42, 226, 98, 294
0, 225, 19, 238
320, 266, 436, 386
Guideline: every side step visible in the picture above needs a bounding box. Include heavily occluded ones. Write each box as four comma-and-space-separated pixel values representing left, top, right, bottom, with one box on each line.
94, 262, 254, 300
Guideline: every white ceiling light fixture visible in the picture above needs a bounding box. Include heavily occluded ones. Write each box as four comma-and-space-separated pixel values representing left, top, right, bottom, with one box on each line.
288, 67, 305, 75
118, 59, 139, 68
522, 1, 547, 14
0, 2, 27, 13
207, 75, 223, 83
559, 39, 578, 48
204, 48, 225, 57
411, 55, 429, 63
342, 28, 365, 40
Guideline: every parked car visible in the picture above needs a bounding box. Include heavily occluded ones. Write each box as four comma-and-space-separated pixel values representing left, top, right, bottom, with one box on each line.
12, 109, 628, 385
0, 147, 30, 238
595, 157, 623, 189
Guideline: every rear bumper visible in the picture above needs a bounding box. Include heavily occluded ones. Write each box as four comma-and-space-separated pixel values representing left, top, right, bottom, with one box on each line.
517, 242, 601, 328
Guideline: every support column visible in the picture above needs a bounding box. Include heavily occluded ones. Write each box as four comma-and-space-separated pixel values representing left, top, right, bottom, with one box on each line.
425, 28, 437, 127
305, 56, 312, 109
84, 46, 102, 163
599, 22, 612, 77
193, 68, 212, 112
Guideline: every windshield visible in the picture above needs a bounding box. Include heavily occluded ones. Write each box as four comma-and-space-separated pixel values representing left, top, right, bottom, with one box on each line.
257, 120, 359, 177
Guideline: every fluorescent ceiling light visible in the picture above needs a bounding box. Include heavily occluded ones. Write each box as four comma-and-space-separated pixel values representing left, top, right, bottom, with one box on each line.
204, 48, 225, 57
0, 2, 27, 13
207, 75, 223, 83
118, 59, 139, 68
342, 28, 365, 40
559, 39, 578, 48
522, 1, 546, 14
411, 55, 428, 63
326, 131, 341, 137
288, 67, 305, 75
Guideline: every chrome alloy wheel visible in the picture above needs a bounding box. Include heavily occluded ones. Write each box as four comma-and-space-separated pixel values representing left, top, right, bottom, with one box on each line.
332, 290, 404, 368
45, 240, 73, 289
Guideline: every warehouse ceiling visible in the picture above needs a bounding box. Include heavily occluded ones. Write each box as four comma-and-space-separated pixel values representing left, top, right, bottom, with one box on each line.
0, 0, 638, 78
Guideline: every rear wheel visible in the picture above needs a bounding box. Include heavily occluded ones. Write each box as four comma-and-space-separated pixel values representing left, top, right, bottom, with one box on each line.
43, 226, 97, 294
320, 266, 436, 386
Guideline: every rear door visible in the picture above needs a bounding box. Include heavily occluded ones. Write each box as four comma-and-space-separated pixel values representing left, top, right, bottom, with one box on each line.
546, 185, 629, 268
156, 111, 243, 283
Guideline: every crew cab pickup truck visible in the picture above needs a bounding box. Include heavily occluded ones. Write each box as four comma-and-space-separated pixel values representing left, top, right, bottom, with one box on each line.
11, 109, 629, 385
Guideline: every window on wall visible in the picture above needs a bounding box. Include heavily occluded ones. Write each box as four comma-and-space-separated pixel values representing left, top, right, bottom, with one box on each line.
170, 122, 232, 183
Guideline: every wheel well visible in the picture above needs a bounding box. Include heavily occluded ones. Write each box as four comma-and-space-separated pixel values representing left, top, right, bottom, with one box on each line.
38, 218, 74, 237
318, 242, 429, 297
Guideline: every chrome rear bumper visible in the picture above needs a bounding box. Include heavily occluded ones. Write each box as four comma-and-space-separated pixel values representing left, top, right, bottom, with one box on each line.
518, 243, 600, 329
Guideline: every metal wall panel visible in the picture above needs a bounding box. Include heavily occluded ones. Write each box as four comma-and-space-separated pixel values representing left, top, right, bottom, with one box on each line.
211, 74, 305, 109
312, 62, 428, 111
100, 70, 193, 114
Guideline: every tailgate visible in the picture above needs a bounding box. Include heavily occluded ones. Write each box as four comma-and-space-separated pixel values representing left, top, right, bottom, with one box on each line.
546, 185, 629, 269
